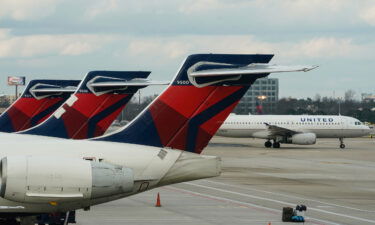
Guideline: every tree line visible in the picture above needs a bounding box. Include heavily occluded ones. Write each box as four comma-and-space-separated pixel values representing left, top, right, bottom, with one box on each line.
119, 90, 375, 123
276, 95, 375, 123
1, 90, 374, 123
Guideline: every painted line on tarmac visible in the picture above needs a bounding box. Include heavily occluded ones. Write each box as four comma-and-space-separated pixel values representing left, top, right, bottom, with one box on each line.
185, 182, 375, 224
203, 180, 375, 213
165, 186, 340, 225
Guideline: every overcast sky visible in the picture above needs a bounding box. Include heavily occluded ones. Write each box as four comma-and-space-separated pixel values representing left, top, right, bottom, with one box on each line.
0, 0, 374, 99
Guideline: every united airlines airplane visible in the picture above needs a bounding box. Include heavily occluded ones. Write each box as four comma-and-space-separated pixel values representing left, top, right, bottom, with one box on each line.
0, 54, 315, 225
217, 114, 371, 149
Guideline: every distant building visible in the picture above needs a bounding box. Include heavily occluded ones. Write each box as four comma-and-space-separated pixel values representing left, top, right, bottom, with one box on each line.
233, 77, 279, 114
3, 95, 17, 104
0, 95, 16, 109
362, 93, 375, 102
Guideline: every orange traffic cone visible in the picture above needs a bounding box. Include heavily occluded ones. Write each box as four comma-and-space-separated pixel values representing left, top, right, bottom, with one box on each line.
268, 223, 271, 225
155, 192, 161, 207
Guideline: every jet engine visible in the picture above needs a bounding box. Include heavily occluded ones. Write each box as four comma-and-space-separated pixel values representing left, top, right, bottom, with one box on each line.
286, 133, 316, 145
0, 156, 134, 204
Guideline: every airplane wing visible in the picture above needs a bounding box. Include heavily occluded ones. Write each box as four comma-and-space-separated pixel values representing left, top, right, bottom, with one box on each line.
264, 123, 300, 138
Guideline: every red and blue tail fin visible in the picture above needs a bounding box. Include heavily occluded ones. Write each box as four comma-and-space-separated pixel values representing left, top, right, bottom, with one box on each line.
20, 71, 153, 139
97, 54, 316, 153
0, 80, 79, 132
96, 54, 274, 153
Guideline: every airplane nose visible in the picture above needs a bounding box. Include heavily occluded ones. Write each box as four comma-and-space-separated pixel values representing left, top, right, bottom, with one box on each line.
364, 126, 372, 135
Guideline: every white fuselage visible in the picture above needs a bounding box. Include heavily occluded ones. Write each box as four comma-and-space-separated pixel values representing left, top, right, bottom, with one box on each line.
217, 115, 371, 139
0, 133, 220, 213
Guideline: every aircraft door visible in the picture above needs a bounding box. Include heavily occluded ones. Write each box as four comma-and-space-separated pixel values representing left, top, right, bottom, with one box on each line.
339, 116, 347, 137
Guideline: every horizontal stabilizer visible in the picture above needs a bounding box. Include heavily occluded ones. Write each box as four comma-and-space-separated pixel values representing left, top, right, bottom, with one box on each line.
31, 87, 76, 93
189, 64, 318, 77
30, 84, 77, 99
85, 75, 161, 96
89, 78, 169, 87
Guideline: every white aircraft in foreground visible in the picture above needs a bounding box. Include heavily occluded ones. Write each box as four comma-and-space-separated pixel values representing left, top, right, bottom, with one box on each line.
217, 114, 371, 149
0, 54, 315, 225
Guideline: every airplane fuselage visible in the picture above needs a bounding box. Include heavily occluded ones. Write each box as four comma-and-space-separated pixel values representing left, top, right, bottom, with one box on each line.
217, 115, 370, 139
0, 133, 220, 213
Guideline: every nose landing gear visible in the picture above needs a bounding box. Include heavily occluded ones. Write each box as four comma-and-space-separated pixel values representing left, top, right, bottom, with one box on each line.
339, 138, 345, 149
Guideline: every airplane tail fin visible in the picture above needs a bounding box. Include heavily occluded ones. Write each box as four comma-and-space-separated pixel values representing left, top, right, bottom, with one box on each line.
97, 54, 316, 154
20, 71, 161, 139
0, 80, 79, 132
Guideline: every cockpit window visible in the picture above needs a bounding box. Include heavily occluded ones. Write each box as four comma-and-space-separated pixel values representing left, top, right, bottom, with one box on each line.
355, 121, 362, 125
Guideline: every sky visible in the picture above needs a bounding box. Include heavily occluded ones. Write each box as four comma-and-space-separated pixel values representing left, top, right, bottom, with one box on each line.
0, 0, 374, 99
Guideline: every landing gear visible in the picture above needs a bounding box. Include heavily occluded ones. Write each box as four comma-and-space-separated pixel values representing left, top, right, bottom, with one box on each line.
339, 138, 345, 149
265, 140, 280, 148
264, 140, 272, 148
272, 141, 280, 148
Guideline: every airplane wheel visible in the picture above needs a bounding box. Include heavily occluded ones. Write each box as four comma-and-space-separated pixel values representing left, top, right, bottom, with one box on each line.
340, 144, 345, 149
264, 141, 272, 148
272, 142, 280, 148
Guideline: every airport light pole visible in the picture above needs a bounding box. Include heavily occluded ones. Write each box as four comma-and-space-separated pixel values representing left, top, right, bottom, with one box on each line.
257, 95, 267, 114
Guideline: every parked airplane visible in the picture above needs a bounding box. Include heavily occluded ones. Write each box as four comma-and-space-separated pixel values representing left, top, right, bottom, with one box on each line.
0, 54, 315, 225
0, 80, 79, 133
20, 71, 168, 139
217, 114, 371, 149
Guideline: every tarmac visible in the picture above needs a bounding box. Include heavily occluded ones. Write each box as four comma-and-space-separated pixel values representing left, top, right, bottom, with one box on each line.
77, 137, 375, 225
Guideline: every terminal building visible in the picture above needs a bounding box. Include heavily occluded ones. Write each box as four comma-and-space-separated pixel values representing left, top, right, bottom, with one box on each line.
233, 77, 279, 114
